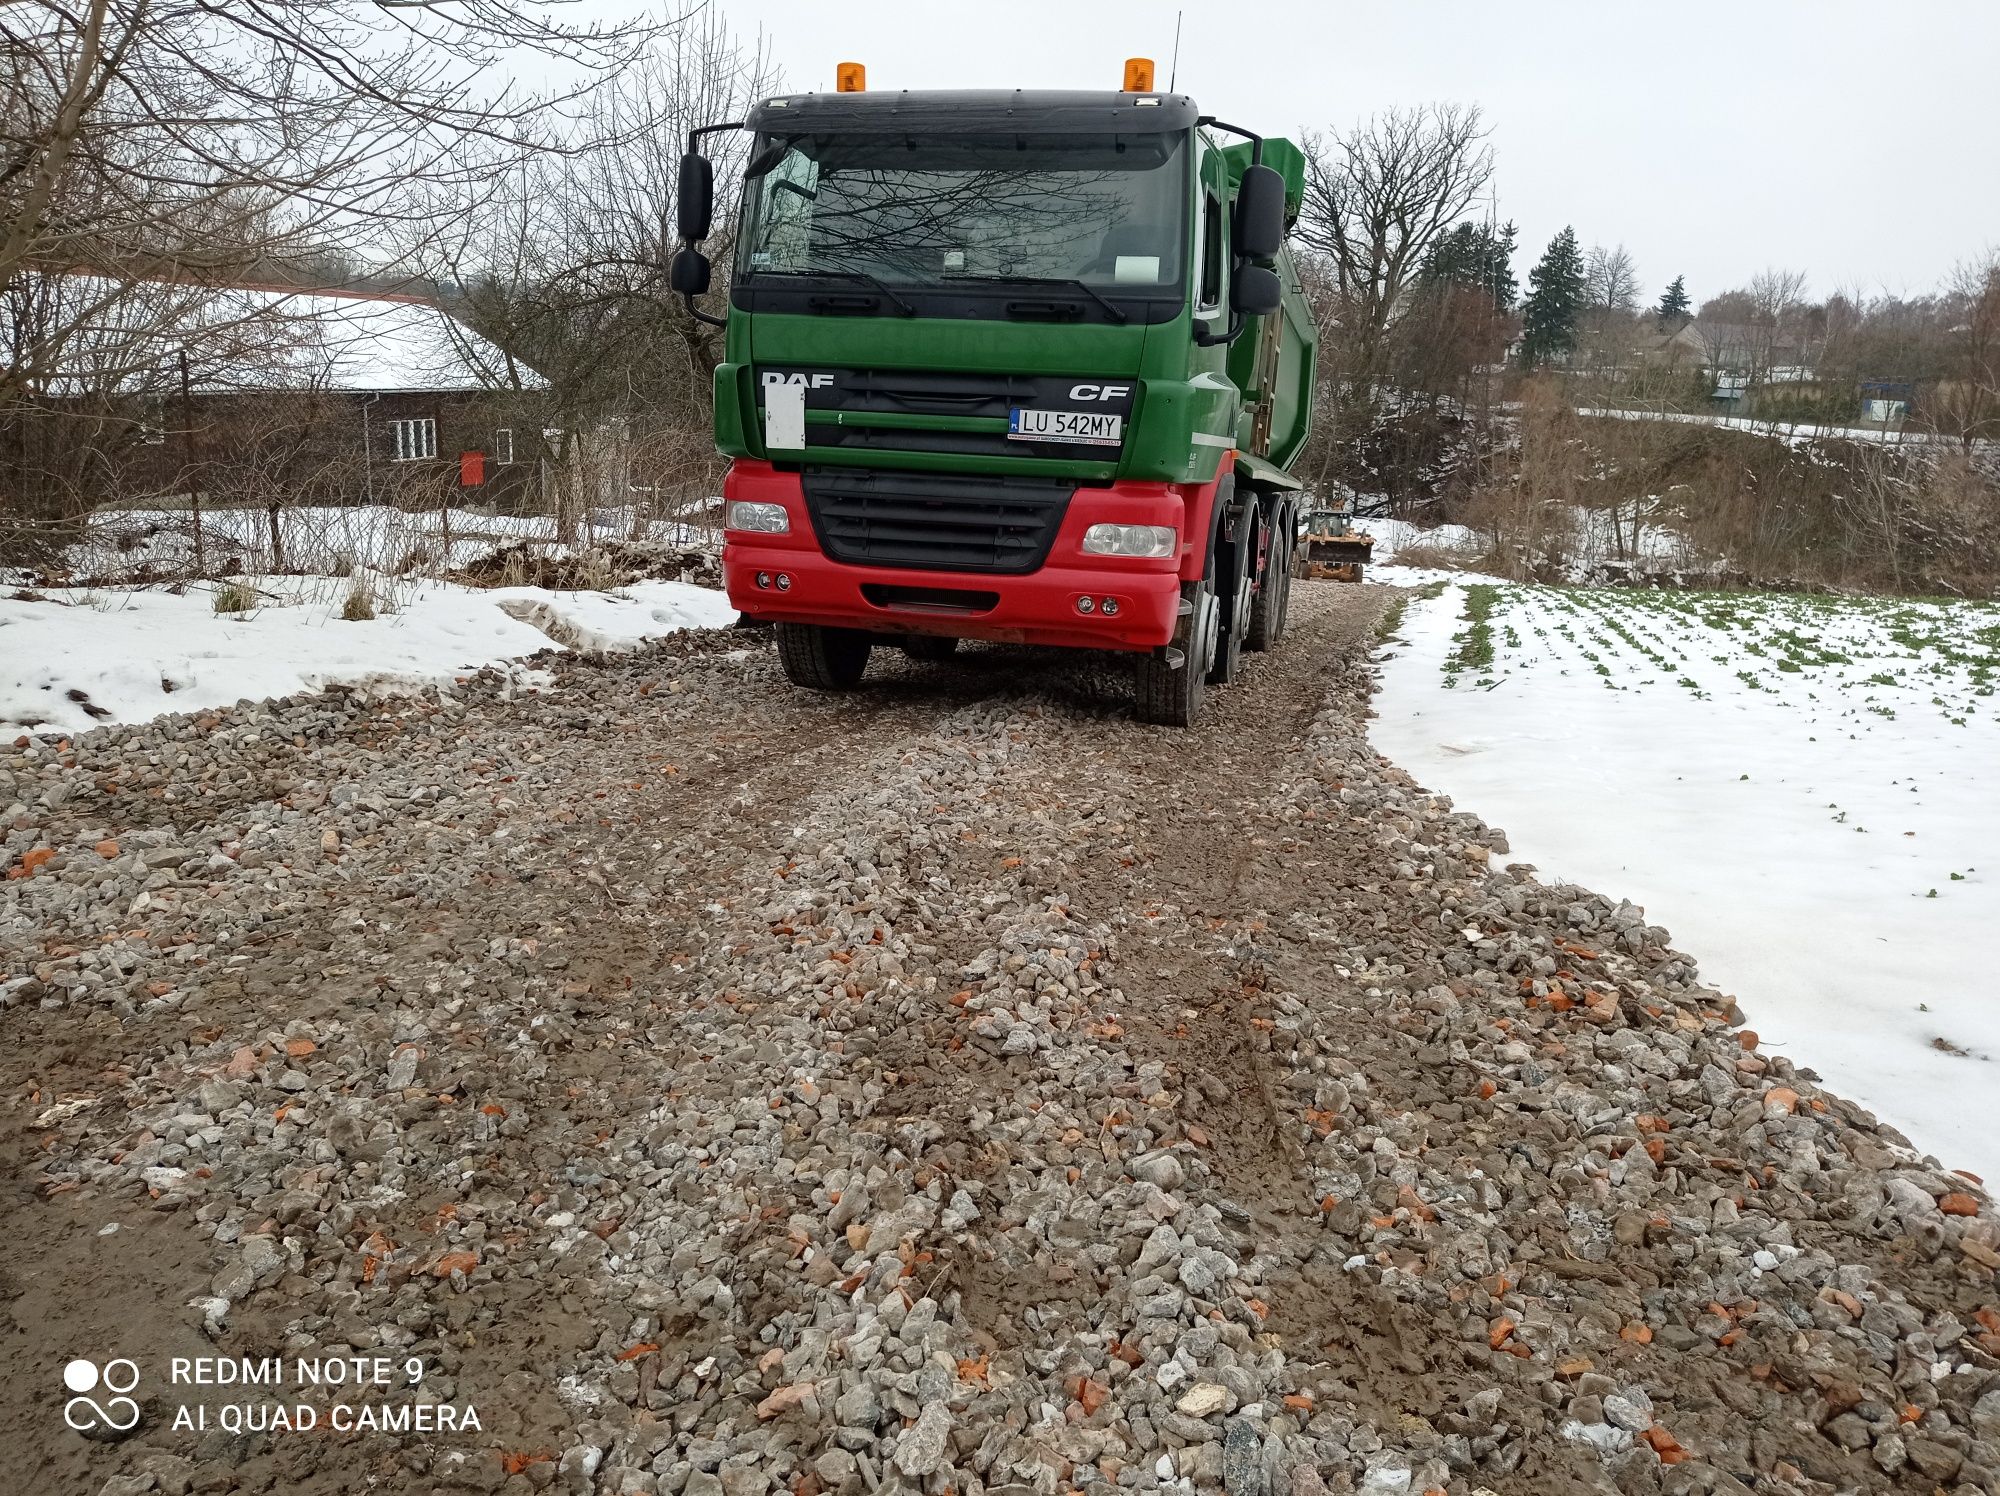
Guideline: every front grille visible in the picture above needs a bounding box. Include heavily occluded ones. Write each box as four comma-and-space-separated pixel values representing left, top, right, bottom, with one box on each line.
802, 468, 1073, 575
803, 424, 1037, 461
756, 366, 1134, 461
809, 369, 1028, 420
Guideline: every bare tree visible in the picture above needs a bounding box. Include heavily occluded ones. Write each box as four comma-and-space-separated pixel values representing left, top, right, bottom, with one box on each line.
1297, 105, 1494, 408
1585, 244, 1640, 321
1748, 266, 1809, 378
1576, 243, 1641, 389
1931, 251, 2000, 447
0, 2, 673, 403
414, 14, 779, 541
1749, 267, 1809, 326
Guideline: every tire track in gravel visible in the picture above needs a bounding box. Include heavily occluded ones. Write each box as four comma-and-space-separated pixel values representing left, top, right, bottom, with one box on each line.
913, 583, 1612, 1493
1070, 594, 1511, 1414
844, 588, 1394, 1337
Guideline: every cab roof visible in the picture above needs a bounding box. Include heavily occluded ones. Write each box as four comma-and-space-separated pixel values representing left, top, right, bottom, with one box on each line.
745, 90, 1200, 137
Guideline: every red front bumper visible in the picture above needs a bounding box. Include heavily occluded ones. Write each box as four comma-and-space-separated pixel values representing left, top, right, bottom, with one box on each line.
721, 462, 1192, 652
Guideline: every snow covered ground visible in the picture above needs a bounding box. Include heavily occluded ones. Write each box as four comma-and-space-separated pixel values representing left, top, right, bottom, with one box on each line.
1356, 509, 1705, 583
0, 574, 737, 736
1371, 579, 2000, 1180
1352, 516, 1486, 565
1576, 405, 1991, 449
47, 503, 716, 584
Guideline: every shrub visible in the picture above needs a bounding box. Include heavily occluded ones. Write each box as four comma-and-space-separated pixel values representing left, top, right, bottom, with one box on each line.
213, 581, 257, 614
340, 576, 376, 621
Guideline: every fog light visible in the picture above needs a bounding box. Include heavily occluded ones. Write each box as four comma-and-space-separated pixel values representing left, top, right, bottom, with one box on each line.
775, 573, 791, 591
1076, 595, 1095, 613
1082, 522, 1176, 558
1100, 596, 1119, 616
727, 499, 790, 534
755, 571, 771, 589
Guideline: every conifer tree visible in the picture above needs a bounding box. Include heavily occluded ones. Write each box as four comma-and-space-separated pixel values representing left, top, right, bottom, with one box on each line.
1419, 223, 1484, 287
1420, 221, 1517, 311
1519, 226, 1586, 367
1655, 274, 1692, 329
1486, 221, 1519, 312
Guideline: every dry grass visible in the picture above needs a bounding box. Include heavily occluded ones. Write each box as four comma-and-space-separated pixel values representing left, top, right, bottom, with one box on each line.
340, 575, 377, 621
1392, 540, 1489, 572
1457, 380, 2000, 596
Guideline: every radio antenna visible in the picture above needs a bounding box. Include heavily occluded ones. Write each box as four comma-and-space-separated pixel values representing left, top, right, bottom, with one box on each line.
1169, 9, 1183, 91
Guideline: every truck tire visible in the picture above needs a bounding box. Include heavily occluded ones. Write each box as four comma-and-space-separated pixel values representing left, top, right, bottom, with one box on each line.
1134, 572, 1217, 727
901, 635, 959, 662
775, 622, 872, 690
1208, 503, 1259, 686
1246, 500, 1292, 652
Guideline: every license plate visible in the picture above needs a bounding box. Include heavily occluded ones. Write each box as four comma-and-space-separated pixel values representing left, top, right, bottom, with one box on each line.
1009, 407, 1122, 445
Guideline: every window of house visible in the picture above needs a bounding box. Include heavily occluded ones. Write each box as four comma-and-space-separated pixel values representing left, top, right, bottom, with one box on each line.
493, 427, 514, 464
1199, 190, 1224, 309
391, 417, 437, 462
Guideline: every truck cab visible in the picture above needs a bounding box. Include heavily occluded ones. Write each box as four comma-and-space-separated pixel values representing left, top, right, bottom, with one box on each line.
673, 76, 1316, 724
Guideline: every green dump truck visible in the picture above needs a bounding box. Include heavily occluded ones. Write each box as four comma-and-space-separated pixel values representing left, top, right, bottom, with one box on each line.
671, 65, 1317, 725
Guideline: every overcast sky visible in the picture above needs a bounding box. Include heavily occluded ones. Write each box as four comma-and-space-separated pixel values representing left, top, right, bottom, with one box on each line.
653, 0, 1997, 307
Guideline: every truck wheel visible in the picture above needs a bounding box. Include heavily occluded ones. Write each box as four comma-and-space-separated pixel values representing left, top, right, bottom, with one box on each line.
1134, 574, 1217, 727
901, 635, 959, 662
1208, 506, 1258, 685
775, 622, 872, 690
1246, 502, 1292, 651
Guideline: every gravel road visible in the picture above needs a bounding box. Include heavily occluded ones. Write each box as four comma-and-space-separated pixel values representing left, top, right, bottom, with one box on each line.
5, 581, 1998, 1496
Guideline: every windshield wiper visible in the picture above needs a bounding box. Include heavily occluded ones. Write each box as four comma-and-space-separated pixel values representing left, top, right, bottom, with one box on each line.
837, 270, 916, 317
998, 277, 1130, 326
769, 269, 916, 317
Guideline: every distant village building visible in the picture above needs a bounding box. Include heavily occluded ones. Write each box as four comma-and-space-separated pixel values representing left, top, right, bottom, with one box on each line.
144, 284, 541, 511
1712, 373, 1752, 407
3, 273, 543, 535
1859, 379, 1914, 424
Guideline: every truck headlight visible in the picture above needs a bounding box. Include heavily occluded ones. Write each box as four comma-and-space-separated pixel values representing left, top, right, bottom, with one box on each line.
726, 500, 790, 534
1081, 523, 1177, 559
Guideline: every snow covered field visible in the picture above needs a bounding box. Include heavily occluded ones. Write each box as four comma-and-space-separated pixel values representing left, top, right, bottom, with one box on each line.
1371, 577, 2000, 1180
0, 574, 737, 735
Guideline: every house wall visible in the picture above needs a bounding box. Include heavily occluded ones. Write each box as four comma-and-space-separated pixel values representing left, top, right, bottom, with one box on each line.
364, 391, 539, 511
102, 388, 544, 514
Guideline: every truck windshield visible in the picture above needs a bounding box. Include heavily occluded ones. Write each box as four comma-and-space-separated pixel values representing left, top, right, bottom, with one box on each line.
736, 132, 1187, 293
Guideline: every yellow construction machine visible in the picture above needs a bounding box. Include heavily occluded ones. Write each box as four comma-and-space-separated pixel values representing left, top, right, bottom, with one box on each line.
1296, 502, 1374, 582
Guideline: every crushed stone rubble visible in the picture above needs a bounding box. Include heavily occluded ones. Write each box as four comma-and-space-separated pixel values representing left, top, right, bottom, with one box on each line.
3, 585, 1997, 1496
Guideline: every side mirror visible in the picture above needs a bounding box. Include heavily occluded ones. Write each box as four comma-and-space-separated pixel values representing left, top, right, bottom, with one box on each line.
1231, 263, 1282, 317
1233, 164, 1286, 264
677, 152, 715, 243
669, 247, 712, 297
